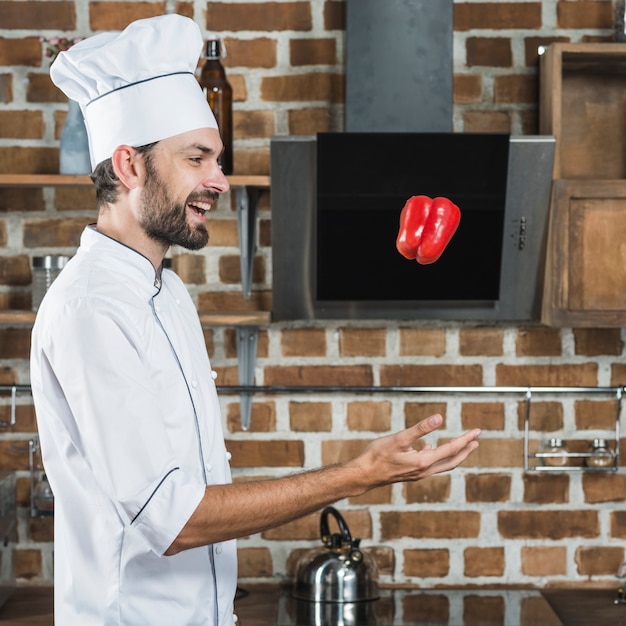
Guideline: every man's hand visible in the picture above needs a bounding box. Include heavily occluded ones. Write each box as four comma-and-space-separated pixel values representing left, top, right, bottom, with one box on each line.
350, 414, 480, 491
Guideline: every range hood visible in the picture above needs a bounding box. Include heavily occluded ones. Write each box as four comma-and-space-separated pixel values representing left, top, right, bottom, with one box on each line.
270, 133, 555, 322
270, 1, 555, 322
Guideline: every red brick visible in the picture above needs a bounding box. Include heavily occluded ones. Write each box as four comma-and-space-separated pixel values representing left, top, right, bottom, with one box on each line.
458, 437, 523, 468
288, 108, 332, 135
0, 37, 42, 66
516, 327, 562, 356
573, 328, 623, 355
521, 546, 567, 576
339, 327, 386, 357
0, 111, 42, 139
494, 74, 538, 104
0, 146, 59, 174
26, 73, 66, 103
404, 475, 451, 503
23, 217, 91, 247
0, 328, 31, 359
321, 439, 370, 465
260, 73, 344, 102
496, 363, 598, 387
29, 516, 54, 542
380, 364, 483, 387
225, 440, 304, 467
197, 290, 272, 313
380, 511, 481, 540
207, 2, 312, 31
463, 110, 512, 132
557, 1, 612, 29
524, 37, 570, 66
222, 37, 276, 69
290, 38, 337, 66
263, 509, 370, 541
237, 547, 273, 578
289, 401, 332, 432
466, 38, 513, 68
0, 74, 12, 103
611, 510, 626, 538
89, 2, 166, 30
458, 327, 503, 356
404, 402, 448, 429
346, 401, 391, 432
455, 2, 542, 30
233, 110, 275, 139
281, 328, 327, 357
323, 0, 345, 30
264, 364, 373, 386
218, 254, 265, 284
523, 473, 569, 504
461, 402, 505, 430
172, 253, 205, 285
348, 485, 392, 506
465, 473, 511, 502
517, 400, 564, 431
498, 510, 598, 539
227, 401, 275, 433
0, 255, 31, 286
454, 74, 482, 104
575, 546, 624, 576
0, 1, 76, 30
404, 549, 449, 577
54, 186, 97, 211
15, 549, 42, 580
398, 328, 445, 356
464, 547, 504, 577
583, 473, 626, 503
575, 399, 619, 430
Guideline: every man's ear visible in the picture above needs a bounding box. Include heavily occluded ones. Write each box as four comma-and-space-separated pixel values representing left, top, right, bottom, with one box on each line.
111, 145, 144, 190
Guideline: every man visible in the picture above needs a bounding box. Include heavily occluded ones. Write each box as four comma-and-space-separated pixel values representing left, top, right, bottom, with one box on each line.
29, 14, 481, 626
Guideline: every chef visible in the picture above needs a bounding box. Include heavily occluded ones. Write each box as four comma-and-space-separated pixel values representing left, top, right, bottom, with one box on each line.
29, 14, 481, 626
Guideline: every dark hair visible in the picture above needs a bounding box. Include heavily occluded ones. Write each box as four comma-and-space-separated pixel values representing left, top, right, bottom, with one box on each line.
90, 142, 158, 207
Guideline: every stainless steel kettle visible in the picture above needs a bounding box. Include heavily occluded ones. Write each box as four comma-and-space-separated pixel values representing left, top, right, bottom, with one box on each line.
293, 506, 379, 603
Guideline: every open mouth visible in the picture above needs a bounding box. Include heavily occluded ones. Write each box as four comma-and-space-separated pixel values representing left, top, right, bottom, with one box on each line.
187, 200, 212, 217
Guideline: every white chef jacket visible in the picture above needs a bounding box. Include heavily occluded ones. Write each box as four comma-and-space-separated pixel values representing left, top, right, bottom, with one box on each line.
30, 226, 238, 626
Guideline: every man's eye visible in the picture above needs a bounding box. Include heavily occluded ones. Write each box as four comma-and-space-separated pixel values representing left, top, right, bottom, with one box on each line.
190, 157, 202, 164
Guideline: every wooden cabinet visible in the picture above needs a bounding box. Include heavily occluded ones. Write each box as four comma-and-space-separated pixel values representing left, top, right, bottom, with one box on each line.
540, 44, 626, 326
539, 42, 626, 180
542, 180, 626, 327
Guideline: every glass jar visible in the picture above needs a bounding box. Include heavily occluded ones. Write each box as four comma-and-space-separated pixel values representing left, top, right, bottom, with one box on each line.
543, 438, 569, 467
33, 473, 54, 515
614, 1, 626, 41
32, 255, 70, 311
586, 438, 615, 468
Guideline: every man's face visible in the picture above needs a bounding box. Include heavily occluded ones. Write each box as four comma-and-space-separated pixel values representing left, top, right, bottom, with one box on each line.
137, 128, 228, 251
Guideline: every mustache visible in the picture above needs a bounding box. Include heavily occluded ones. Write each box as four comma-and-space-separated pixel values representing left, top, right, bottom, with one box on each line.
186, 191, 219, 204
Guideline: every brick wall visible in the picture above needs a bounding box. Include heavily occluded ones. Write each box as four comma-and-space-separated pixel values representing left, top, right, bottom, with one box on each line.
1, 0, 626, 590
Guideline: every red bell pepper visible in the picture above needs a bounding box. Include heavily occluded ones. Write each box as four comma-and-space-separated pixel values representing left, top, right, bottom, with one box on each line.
395, 195, 461, 265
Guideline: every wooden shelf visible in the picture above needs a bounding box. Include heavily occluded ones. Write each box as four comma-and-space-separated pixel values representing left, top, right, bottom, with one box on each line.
0, 174, 270, 188
0, 310, 271, 327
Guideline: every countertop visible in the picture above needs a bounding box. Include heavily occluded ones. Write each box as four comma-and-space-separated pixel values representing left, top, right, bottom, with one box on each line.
1, 584, 625, 625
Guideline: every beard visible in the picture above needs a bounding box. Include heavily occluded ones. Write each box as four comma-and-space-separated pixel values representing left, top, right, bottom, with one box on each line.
138, 158, 214, 251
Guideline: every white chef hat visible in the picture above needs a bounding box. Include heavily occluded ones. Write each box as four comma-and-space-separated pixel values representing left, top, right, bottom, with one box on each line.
50, 14, 218, 168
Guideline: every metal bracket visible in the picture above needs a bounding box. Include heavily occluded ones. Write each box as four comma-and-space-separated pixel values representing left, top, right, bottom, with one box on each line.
236, 326, 259, 430
235, 185, 260, 300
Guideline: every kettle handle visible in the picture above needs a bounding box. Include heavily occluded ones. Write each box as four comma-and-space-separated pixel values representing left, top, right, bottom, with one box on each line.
320, 506, 353, 547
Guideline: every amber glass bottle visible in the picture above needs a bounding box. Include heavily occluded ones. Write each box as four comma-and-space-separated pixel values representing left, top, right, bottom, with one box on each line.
199, 38, 233, 174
